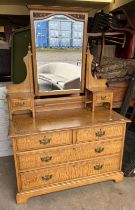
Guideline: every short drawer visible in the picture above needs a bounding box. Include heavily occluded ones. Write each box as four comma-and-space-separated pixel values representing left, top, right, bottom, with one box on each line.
94, 93, 112, 103
77, 124, 124, 143
19, 155, 120, 191
17, 140, 122, 171
16, 130, 72, 151
12, 99, 32, 110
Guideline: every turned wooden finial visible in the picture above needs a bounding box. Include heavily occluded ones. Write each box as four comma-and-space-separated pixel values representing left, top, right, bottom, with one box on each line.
28, 43, 31, 52
87, 42, 90, 51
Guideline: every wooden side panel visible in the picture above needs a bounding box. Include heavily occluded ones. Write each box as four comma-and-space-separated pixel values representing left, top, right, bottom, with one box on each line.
86, 48, 107, 90
8, 49, 33, 93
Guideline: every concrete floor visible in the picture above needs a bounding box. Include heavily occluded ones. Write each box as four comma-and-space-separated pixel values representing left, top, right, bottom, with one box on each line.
0, 156, 135, 210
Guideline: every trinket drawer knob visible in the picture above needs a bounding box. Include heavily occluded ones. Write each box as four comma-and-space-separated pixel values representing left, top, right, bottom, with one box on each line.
95, 147, 104, 153
39, 138, 51, 145
42, 175, 52, 181
95, 129, 105, 137
14, 101, 25, 106
101, 96, 107, 100
41, 156, 52, 162
94, 165, 103, 170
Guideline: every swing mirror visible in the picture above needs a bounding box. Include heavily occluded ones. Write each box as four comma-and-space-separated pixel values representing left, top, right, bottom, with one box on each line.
30, 8, 88, 96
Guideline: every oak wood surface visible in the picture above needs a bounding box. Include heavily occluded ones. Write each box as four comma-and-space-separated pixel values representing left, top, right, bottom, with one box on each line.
9, 108, 129, 138
7, 49, 35, 120
16, 171, 124, 203
17, 139, 123, 171
19, 154, 120, 191
85, 47, 113, 111
7, 5, 130, 204
16, 130, 72, 152
10, 108, 129, 203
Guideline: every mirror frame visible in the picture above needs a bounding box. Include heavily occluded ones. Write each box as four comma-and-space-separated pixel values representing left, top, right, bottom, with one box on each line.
29, 6, 88, 96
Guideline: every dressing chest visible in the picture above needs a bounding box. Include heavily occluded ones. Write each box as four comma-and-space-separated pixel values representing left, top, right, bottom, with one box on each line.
9, 108, 128, 203
7, 6, 130, 203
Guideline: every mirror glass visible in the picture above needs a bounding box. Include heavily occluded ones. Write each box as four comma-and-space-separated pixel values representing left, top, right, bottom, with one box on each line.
33, 14, 84, 92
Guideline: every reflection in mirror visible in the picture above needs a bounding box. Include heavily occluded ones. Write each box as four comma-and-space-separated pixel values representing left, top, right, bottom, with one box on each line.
34, 14, 84, 92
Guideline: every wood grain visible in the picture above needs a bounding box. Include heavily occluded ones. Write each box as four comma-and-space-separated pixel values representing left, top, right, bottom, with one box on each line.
9, 108, 129, 138
19, 154, 120, 191
17, 139, 123, 171
16, 130, 72, 152
16, 171, 124, 203
76, 124, 124, 143
7, 5, 130, 204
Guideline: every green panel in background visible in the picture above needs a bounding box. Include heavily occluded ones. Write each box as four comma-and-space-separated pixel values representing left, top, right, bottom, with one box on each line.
11, 27, 31, 84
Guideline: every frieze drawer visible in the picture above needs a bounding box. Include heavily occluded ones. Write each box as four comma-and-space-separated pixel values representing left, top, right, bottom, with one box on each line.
16, 130, 72, 151
17, 140, 122, 171
77, 124, 124, 143
19, 155, 120, 191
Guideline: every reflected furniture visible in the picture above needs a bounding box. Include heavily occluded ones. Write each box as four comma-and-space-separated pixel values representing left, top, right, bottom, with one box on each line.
7, 6, 130, 204
38, 62, 81, 90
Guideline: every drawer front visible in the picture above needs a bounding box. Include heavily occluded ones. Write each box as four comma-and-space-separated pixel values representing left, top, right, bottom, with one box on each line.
20, 155, 120, 191
17, 140, 122, 171
77, 124, 124, 143
16, 130, 72, 151
94, 93, 112, 103
12, 99, 32, 110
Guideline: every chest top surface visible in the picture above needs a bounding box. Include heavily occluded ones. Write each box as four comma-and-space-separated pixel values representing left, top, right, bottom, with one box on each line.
9, 108, 129, 138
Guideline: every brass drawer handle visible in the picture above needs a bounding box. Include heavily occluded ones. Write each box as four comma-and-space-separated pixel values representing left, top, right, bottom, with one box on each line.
94, 165, 103, 170
95, 147, 104, 153
101, 96, 107, 100
39, 138, 51, 145
42, 175, 52, 181
95, 129, 105, 137
41, 156, 52, 162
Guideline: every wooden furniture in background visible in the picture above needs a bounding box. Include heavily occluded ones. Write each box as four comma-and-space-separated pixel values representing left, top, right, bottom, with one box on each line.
108, 81, 135, 108
88, 32, 126, 65
7, 6, 130, 204
85, 46, 113, 112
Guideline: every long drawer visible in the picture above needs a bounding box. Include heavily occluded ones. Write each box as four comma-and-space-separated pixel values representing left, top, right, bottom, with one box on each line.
77, 124, 124, 143
17, 139, 122, 171
15, 130, 72, 151
20, 155, 120, 191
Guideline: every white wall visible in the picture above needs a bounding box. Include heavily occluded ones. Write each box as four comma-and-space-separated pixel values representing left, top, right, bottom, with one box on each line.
0, 85, 12, 157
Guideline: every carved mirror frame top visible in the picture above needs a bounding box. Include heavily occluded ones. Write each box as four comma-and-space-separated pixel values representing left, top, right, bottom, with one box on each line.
29, 6, 88, 96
